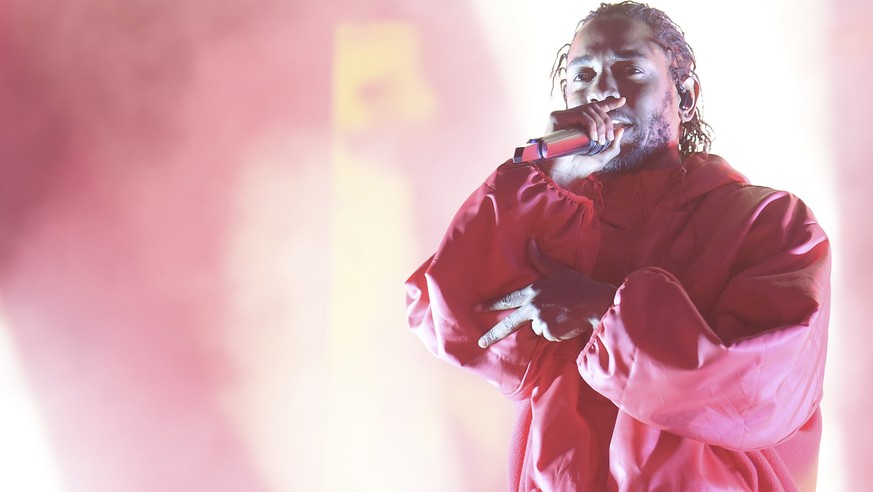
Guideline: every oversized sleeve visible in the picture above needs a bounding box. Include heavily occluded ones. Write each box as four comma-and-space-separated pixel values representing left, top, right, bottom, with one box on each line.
577, 187, 830, 450
405, 162, 599, 398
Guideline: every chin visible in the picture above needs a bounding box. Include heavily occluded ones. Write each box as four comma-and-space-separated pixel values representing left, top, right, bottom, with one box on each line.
600, 149, 647, 175
601, 137, 679, 175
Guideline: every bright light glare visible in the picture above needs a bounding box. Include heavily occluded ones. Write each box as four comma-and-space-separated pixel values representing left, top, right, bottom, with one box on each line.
0, 308, 65, 492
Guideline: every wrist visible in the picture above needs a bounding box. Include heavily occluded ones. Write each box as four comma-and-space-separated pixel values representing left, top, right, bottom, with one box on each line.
539, 157, 583, 188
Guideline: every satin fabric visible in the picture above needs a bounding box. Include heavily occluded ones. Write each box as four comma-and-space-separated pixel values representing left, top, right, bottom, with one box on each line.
405, 154, 829, 491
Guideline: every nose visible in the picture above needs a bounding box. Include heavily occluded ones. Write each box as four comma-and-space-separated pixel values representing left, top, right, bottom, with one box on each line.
588, 71, 620, 103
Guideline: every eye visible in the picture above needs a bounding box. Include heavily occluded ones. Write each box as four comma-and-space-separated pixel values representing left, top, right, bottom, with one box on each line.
572, 68, 595, 83
617, 65, 644, 77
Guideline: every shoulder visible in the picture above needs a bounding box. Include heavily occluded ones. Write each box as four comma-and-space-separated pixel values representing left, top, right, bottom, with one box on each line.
685, 153, 818, 222
683, 156, 827, 262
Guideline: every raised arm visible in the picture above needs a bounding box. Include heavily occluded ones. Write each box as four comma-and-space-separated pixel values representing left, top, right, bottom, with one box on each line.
405, 162, 599, 398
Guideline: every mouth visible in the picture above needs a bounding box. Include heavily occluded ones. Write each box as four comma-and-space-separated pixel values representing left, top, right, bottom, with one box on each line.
611, 121, 632, 133
609, 115, 633, 129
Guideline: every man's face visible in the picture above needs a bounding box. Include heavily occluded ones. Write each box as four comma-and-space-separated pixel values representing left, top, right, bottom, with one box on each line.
566, 15, 682, 173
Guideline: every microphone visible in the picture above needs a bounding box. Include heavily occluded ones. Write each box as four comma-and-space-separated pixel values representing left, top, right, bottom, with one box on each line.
513, 129, 610, 164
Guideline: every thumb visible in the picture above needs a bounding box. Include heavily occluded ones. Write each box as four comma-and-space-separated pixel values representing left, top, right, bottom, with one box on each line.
527, 239, 569, 276
599, 126, 624, 162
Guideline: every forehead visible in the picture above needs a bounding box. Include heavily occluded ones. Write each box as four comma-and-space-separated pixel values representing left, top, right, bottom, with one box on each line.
569, 15, 667, 64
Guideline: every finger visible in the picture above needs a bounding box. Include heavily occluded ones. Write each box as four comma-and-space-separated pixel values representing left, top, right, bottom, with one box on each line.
480, 285, 537, 311
598, 96, 626, 112
600, 126, 625, 161
478, 306, 533, 348
588, 103, 615, 142
531, 317, 546, 336
611, 126, 625, 151
540, 324, 560, 342
578, 110, 601, 145
605, 98, 626, 141
541, 324, 587, 343
582, 106, 607, 144
527, 239, 570, 276
557, 326, 587, 341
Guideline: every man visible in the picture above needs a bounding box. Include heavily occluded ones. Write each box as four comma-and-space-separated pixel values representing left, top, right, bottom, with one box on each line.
405, 2, 830, 491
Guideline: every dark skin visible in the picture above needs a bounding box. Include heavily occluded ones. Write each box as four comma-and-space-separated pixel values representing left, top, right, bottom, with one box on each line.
478, 15, 699, 349
477, 240, 616, 348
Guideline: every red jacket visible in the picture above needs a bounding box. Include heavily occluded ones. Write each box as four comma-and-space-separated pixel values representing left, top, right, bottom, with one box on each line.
405, 154, 830, 491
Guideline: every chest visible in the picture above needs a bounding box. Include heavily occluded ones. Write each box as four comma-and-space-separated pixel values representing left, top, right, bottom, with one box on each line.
590, 194, 751, 318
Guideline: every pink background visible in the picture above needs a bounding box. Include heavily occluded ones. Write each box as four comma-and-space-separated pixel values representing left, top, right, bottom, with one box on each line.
0, 0, 867, 490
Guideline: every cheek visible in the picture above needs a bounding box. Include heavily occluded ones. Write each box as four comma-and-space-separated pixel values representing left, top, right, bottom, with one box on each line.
638, 87, 678, 119
565, 89, 585, 108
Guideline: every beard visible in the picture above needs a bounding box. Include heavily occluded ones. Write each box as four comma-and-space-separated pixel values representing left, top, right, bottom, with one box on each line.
597, 90, 675, 175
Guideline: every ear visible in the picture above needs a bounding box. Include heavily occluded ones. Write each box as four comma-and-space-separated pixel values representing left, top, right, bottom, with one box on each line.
677, 75, 700, 122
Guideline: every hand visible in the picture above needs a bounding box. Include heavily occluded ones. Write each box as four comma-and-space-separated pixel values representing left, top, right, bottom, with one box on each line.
477, 240, 617, 349
539, 97, 627, 186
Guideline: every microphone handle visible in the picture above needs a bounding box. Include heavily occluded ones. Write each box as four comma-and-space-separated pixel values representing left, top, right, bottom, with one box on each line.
513, 129, 610, 164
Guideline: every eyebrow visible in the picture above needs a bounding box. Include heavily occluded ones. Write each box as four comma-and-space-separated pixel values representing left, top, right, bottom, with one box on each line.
567, 49, 650, 67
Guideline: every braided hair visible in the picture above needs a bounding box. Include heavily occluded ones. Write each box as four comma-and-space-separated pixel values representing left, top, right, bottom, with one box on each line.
550, 1, 713, 158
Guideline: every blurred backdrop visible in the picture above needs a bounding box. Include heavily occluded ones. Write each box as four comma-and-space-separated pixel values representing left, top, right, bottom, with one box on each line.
0, 0, 868, 490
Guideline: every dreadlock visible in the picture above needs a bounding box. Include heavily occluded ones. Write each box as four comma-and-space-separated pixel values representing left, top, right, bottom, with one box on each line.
550, 1, 713, 158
